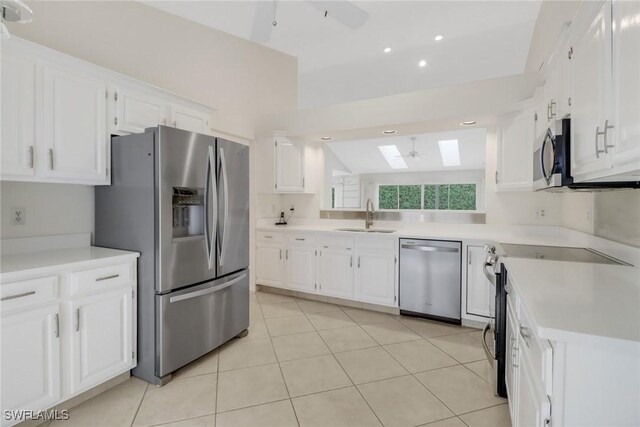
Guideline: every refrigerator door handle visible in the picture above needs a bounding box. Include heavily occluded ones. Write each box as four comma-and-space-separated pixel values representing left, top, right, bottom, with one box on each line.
218, 147, 229, 267
204, 146, 217, 270
169, 272, 247, 303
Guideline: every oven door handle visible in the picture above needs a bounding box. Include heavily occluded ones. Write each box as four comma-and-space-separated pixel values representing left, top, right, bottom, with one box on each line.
482, 322, 496, 366
483, 260, 496, 287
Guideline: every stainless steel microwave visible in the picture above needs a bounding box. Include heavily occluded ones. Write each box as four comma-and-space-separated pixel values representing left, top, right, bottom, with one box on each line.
533, 118, 639, 191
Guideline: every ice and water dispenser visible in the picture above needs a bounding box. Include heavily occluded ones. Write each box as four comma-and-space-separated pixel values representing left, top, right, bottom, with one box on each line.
172, 187, 205, 239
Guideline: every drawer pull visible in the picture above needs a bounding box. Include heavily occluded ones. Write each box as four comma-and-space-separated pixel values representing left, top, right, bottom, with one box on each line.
1, 290, 36, 302
96, 274, 120, 282
295, 238, 305, 241
264, 235, 273, 239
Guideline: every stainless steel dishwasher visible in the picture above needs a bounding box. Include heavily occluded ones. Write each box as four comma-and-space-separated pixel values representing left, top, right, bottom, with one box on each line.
399, 239, 462, 324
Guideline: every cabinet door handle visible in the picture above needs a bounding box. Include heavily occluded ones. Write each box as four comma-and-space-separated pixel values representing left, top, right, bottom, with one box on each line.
350, 256, 353, 267
49, 148, 54, 170
286, 249, 288, 260
54, 314, 60, 338
279, 249, 282, 260
75, 308, 80, 332
357, 256, 360, 268
28, 146, 34, 168
1, 290, 36, 302
602, 119, 615, 154
96, 274, 119, 282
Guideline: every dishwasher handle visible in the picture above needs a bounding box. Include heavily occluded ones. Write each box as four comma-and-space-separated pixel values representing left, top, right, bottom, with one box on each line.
401, 244, 459, 253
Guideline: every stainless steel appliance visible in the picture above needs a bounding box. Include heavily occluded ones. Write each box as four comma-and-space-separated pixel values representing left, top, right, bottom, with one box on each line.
95, 126, 250, 385
481, 242, 630, 397
533, 118, 639, 191
399, 239, 462, 324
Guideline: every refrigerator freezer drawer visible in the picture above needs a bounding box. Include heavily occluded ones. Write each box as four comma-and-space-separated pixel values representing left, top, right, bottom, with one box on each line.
156, 270, 249, 377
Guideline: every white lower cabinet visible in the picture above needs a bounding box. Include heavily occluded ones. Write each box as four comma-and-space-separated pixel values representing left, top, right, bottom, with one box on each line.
1, 305, 61, 419
69, 288, 133, 395
0, 258, 137, 427
256, 230, 397, 307
466, 245, 495, 318
317, 248, 354, 299
354, 238, 397, 306
284, 233, 317, 293
256, 245, 284, 287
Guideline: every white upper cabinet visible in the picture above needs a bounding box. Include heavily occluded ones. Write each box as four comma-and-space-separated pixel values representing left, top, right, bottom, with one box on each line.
570, 1, 613, 180
275, 138, 305, 192
610, 0, 640, 174
43, 66, 107, 183
1, 52, 36, 178
111, 86, 168, 134
496, 108, 534, 191
169, 104, 211, 135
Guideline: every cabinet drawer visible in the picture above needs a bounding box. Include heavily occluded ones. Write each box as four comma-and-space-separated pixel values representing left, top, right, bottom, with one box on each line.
70, 262, 135, 296
319, 236, 354, 251
518, 304, 553, 396
286, 233, 316, 247
257, 231, 284, 244
355, 236, 395, 253
1, 276, 58, 311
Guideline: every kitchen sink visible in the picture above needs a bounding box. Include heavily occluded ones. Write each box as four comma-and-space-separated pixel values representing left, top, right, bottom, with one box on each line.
335, 228, 397, 233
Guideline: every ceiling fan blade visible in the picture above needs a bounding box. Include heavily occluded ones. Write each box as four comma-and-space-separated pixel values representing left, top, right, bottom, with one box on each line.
250, 1, 275, 43
307, 0, 369, 29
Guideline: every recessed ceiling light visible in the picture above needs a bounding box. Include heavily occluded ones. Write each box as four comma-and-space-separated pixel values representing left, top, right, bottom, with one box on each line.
460, 121, 477, 126
378, 145, 408, 169
383, 129, 397, 134
434, 35, 444, 41
320, 136, 332, 140
438, 139, 461, 167
383, 47, 391, 53
418, 59, 427, 68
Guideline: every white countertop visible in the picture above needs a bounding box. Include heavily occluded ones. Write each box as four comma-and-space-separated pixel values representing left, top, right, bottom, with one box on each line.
503, 256, 640, 349
1, 246, 139, 282
257, 220, 640, 348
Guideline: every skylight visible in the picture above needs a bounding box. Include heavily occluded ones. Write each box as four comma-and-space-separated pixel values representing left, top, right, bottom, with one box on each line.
438, 139, 461, 166
378, 145, 408, 169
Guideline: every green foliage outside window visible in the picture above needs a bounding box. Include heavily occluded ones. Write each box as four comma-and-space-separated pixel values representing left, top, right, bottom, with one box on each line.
399, 185, 422, 209
379, 184, 477, 210
378, 185, 398, 209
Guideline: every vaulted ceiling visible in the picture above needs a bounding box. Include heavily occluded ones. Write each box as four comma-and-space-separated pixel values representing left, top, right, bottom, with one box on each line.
143, 1, 541, 109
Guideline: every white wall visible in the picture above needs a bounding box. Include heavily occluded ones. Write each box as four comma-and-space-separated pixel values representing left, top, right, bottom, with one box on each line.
2, 1, 297, 241
8, 1, 298, 140
0, 182, 94, 239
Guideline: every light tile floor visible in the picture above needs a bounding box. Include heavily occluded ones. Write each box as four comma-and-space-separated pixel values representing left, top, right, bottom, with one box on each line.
49, 290, 509, 427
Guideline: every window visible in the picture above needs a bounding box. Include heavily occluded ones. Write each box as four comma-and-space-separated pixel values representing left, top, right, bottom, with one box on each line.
378, 184, 476, 210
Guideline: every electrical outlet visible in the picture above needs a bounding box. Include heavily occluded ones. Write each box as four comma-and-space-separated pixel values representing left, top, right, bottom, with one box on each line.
11, 208, 25, 225
535, 208, 546, 219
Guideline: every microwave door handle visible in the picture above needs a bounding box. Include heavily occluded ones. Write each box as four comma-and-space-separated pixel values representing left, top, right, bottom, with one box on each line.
540, 131, 549, 183
218, 147, 229, 267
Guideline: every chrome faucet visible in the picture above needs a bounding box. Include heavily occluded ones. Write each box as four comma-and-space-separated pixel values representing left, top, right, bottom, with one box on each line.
365, 198, 375, 229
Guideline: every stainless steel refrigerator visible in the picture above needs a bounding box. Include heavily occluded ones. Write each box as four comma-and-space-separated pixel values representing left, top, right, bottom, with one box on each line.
95, 126, 250, 385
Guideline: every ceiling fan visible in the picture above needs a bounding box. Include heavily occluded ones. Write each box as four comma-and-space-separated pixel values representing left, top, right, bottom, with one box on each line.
396, 137, 429, 160
251, 0, 369, 43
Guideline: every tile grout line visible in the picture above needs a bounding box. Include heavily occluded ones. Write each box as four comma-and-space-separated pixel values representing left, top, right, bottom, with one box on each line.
259, 295, 302, 427
129, 383, 148, 427
292, 297, 387, 427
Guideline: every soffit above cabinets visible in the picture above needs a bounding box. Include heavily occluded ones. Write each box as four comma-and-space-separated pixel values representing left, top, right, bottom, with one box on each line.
142, 1, 541, 108
326, 128, 486, 174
